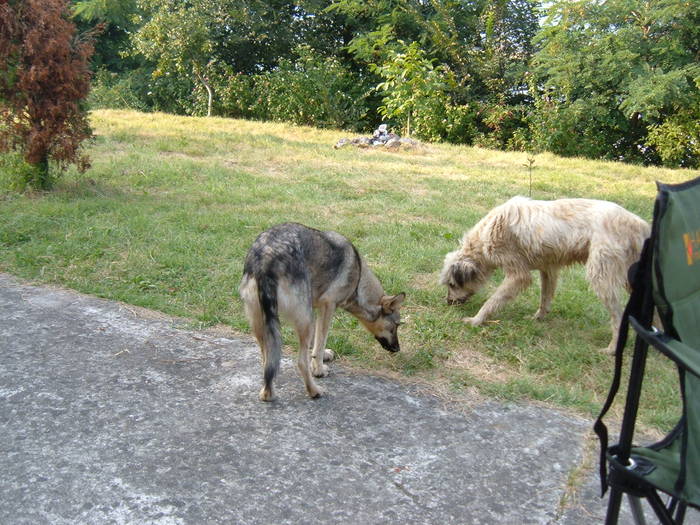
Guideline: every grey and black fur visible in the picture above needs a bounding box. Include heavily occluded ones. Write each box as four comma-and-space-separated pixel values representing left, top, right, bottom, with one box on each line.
239, 223, 405, 401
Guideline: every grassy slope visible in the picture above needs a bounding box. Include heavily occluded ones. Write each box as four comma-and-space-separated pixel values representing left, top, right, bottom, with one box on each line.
1, 109, 697, 432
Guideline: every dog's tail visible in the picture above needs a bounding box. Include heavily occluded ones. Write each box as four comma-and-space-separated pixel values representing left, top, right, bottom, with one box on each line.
256, 271, 282, 394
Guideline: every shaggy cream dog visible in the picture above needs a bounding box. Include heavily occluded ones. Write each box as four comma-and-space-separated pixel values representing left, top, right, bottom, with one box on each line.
439, 196, 650, 353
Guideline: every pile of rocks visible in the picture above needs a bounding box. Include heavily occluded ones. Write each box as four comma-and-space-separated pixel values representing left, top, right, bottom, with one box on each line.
334, 124, 420, 151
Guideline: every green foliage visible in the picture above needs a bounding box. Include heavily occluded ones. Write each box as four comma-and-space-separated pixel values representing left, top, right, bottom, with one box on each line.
77, 0, 700, 166
257, 46, 371, 130
337, 0, 540, 144
329, 0, 426, 64
531, 0, 700, 165
207, 68, 266, 121
647, 112, 700, 169
528, 96, 630, 160
72, 0, 137, 28
88, 68, 151, 112
132, 0, 216, 114
129, 0, 348, 117
71, 0, 140, 74
0, 152, 54, 192
186, 47, 372, 129
443, 104, 479, 144
474, 103, 531, 150
371, 41, 454, 139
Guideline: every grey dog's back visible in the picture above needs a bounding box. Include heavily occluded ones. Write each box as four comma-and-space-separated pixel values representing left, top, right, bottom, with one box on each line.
241, 223, 360, 309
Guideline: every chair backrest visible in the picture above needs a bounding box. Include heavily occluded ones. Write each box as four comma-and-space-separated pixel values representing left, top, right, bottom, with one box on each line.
654, 179, 700, 347
653, 177, 700, 504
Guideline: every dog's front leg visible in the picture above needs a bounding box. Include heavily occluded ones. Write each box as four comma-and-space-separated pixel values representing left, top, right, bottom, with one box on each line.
311, 303, 335, 377
463, 272, 532, 326
534, 268, 559, 320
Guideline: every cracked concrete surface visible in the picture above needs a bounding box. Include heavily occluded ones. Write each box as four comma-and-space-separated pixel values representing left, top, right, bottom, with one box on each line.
1, 273, 695, 524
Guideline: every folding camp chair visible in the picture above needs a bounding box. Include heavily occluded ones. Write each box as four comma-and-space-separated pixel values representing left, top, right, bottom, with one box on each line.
595, 175, 700, 524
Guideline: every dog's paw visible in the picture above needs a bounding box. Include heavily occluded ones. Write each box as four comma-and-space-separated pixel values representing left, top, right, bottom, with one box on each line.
259, 387, 276, 402
306, 384, 324, 399
311, 362, 329, 378
602, 345, 616, 355
322, 348, 336, 362
532, 309, 548, 320
461, 316, 483, 327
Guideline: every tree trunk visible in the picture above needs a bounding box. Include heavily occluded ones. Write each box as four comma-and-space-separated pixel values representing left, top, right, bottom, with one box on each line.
32, 155, 51, 190
204, 79, 213, 117
196, 70, 213, 117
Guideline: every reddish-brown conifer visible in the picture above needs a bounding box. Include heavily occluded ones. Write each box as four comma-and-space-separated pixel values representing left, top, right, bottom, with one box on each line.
0, 0, 97, 188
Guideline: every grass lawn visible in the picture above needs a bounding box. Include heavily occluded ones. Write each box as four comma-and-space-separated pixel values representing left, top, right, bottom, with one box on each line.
1, 109, 698, 433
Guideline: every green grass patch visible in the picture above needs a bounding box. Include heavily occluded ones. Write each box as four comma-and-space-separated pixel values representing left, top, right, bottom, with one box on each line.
1, 109, 697, 433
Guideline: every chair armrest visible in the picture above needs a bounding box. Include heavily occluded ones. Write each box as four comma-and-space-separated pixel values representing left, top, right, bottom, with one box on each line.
630, 316, 700, 378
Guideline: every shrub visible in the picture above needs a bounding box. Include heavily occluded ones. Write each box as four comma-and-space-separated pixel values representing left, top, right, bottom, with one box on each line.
474, 103, 530, 151
646, 115, 700, 169
88, 68, 151, 112
372, 41, 455, 140
205, 67, 267, 121
0, 152, 52, 192
443, 105, 479, 145
259, 46, 371, 130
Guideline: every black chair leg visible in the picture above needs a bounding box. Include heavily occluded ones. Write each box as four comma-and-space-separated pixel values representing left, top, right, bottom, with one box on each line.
671, 499, 688, 525
647, 490, 677, 525
605, 486, 625, 525
628, 495, 647, 525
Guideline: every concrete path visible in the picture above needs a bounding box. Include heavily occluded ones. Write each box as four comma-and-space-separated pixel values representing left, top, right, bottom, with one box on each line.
0, 273, 694, 524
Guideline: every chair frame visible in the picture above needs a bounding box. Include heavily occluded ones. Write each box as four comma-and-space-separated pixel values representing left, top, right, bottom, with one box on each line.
595, 177, 700, 525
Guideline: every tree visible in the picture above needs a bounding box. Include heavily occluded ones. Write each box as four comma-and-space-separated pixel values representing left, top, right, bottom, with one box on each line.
71, 0, 140, 73
531, 0, 700, 165
132, 0, 335, 117
133, 0, 217, 116
0, 0, 96, 189
331, 0, 540, 145
371, 41, 454, 139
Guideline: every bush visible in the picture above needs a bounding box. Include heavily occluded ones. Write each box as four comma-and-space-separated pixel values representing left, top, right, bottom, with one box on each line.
646, 116, 700, 169
529, 97, 620, 159
88, 68, 151, 112
474, 103, 530, 150
88, 66, 196, 116
443, 104, 479, 144
259, 46, 371, 130
372, 42, 456, 140
187, 47, 372, 130
205, 68, 267, 121
0, 152, 53, 192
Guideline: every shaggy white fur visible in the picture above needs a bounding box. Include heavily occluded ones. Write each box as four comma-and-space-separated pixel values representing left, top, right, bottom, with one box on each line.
439, 196, 650, 353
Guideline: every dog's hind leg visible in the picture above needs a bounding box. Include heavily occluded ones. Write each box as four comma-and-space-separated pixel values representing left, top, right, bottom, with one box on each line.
254, 319, 278, 402
534, 267, 560, 320
240, 276, 280, 402
463, 271, 532, 326
311, 302, 335, 378
586, 252, 625, 353
294, 316, 323, 398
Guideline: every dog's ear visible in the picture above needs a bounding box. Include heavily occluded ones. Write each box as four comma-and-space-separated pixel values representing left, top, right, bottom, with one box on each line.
381, 292, 406, 314
451, 259, 478, 287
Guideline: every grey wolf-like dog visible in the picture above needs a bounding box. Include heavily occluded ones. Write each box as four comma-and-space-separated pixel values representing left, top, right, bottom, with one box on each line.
439, 196, 650, 353
240, 223, 406, 401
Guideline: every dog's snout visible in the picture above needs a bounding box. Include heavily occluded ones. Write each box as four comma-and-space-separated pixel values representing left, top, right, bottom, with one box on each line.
376, 336, 400, 353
